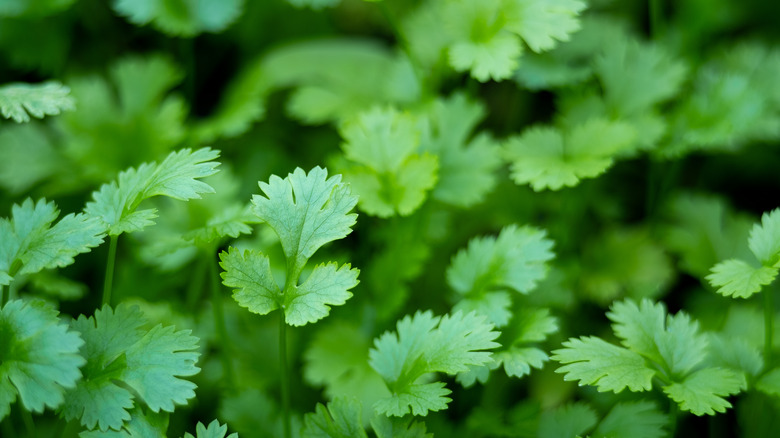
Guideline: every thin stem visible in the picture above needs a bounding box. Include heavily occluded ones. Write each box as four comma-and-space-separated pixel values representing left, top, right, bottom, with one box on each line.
186, 256, 208, 311
209, 251, 235, 389
21, 406, 34, 438
102, 234, 118, 307
649, 0, 663, 39
1, 284, 7, 307
764, 287, 774, 368
279, 311, 291, 438
668, 399, 678, 437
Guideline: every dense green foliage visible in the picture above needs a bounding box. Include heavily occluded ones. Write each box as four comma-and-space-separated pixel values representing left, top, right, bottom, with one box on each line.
1, 0, 780, 437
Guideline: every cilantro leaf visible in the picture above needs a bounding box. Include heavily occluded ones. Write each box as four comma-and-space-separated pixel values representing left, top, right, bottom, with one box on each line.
62, 304, 200, 431
251, 167, 358, 269
369, 311, 500, 416
448, 34, 522, 82
287, 0, 340, 10
0, 81, 74, 122
0, 124, 60, 194
303, 323, 390, 423
85, 147, 220, 236
503, 118, 636, 191
593, 401, 667, 438
0, 198, 105, 286
706, 334, 763, 377
339, 107, 437, 217
708, 260, 776, 299
508, 0, 587, 53
285, 262, 359, 326
748, 208, 780, 266
418, 93, 502, 208
112, 0, 244, 36
302, 397, 367, 438
594, 37, 688, 115
756, 368, 780, 397
371, 415, 433, 438
707, 209, 780, 299
218, 247, 280, 318
80, 407, 168, 438
537, 402, 597, 438
662, 367, 745, 416
552, 336, 655, 393
184, 419, 239, 438
0, 299, 85, 421
448, 224, 555, 298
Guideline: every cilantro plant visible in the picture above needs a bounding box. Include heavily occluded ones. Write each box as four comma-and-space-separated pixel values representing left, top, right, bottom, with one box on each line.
2, 0, 780, 436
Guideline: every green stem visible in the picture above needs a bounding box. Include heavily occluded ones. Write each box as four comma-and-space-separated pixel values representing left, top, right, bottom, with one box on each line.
279, 311, 291, 438
765, 287, 774, 367
209, 251, 235, 389
21, 406, 34, 438
102, 234, 118, 307
649, 0, 663, 39
668, 399, 678, 437
1, 284, 7, 307
186, 256, 208, 311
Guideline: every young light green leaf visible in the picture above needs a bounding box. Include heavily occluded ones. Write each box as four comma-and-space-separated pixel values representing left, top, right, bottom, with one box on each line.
509, 0, 587, 53
0, 198, 105, 285
251, 167, 358, 268
449, 34, 522, 82
285, 262, 359, 326
537, 402, 597, 438
85, 147, 220, 236
369, 310, 500, 416
112, 0, 244, 36
593, 401, 667, 438
448, 225, 555, 298
706, 334, 763, 377
707, 259, 776, 299
452, 292, 512, 327
748, 208, 780, 266
552, 336, 655, 393
183, 419, 239, 438
607, 299, 666, 366
662, 367, 745, 416
62, 304, 200, 431
302, 397, 367, 438
219, 247, 280, 317
339, 107, 437, 217
503, 119, 636, 191
0, 299, 85, 421
495, 347, 548, 378
756, 368, 780, 397
0, 81, 75, 122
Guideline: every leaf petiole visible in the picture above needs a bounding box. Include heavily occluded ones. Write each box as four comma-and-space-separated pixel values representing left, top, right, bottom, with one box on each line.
279, 310, 291, 438
102, 234, 118, 306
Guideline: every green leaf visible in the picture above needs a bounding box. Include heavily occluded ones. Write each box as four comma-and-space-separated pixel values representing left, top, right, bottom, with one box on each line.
756, 368, 780, 397
251, 166, 358, 269
707, 259, 776, 299
287, 0, 340, 10
593, 401, 667, 438
339, 107, 438, 217
219, 247, 280, 317
452, 292, 512, 328
183, 419, 239, 438
503, 118, 636, 191
495, 347, 548, 378
0, 198, 105, 285
85, 147, 220, 236
552, 336, 655, 393
0, 299, 85, 421
418, 93, 501, 208
285, 262, 359, 326
0, 123, 60, 194
371, 415, 433, 438
62, 304, 200, 431
509, 0, 587, 53
748, 208, 780, 266
373, 382, 451, 417
594, 37, 688, 115
81, 407, 168, 438
112, 0, 244, 36
537, 402, 597, 438
0, 81, 74, 122
448, 224, 554, 296
706, 334, 763, 377
662, 367, 745, 415
303, 323, 390, 423
302, 397, 367, 438
449, 33, 522, 82
369, 310, 500, 416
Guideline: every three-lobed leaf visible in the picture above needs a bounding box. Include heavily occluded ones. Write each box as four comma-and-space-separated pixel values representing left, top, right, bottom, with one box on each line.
0, 81, 75, 123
